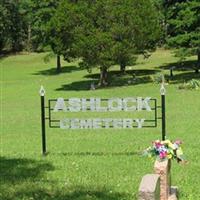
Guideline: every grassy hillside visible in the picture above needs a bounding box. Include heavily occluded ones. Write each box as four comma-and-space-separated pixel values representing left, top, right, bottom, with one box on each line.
0, 49, 200, 200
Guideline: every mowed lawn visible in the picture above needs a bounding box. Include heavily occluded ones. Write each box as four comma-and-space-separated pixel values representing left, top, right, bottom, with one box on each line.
1, 49, 200, 200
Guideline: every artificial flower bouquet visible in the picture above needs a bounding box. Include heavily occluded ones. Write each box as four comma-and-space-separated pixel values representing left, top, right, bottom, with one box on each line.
143, 139, 186, 163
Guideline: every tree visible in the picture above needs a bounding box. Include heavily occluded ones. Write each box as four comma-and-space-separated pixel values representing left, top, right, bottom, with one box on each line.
0, 0, 26, 52
26, 0, 62, 71
0, 2, 9, 52
46, 1, 77, 73
0, 0, 63, 71
71, 0, 117, 85
110, 0, 161, 73
52, 0, 161, 85
166, 0, 200, 73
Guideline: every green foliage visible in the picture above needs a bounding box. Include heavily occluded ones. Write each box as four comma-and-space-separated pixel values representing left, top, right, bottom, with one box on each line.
174, 48, 191, 62
0, 0, 26, 51
0, 0, 60, 53
43, 51, 56, 63
0, 0, 161, 78
50, 0, 161, 84
150, 73, 163, 84
26, 0, 60, 51
166, 0, 200, 66
178, 79, 200, 90
0, 3, 8, 50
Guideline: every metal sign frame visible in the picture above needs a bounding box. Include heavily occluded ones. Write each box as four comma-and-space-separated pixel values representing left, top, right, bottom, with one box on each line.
39, 84, 166, 155
47, 98, 158, 128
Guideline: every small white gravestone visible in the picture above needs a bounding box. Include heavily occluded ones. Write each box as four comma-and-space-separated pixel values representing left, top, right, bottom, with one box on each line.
90, 82, 95, 90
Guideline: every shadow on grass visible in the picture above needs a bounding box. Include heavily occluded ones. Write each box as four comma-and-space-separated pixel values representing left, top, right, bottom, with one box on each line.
0, 50, 21, 60
55, 69, 158, 91
84, 69, 159, 79
157, 60, 200, 84
0, 156, 54, 183
158, 60, 197, 71
166, 72, 200, 84
0, 157, 130, 200
55, 77, 152, 91
50, 151, 139, 157
56, 79, 98, 91
6, 186, 129, 200
33, 65, 81, 76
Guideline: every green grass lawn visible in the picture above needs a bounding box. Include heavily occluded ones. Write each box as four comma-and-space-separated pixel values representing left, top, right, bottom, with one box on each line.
1, 49, 200, 200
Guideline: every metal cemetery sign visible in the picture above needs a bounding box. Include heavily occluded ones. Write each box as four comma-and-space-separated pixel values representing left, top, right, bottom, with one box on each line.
49, 97, 157, 129
40, 84, 166, 155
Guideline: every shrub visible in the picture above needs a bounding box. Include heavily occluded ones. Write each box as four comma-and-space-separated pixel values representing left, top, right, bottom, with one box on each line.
178, 79, 200, 90
150, 73, 163, 84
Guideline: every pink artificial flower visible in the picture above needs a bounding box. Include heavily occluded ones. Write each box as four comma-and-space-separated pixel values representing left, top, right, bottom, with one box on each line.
154, 140, 162, 148
175, 140, 182, 145
159, 151, 167, 159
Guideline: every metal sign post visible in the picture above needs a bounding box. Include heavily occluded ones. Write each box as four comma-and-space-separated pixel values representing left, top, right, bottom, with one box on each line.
39, 86, 46, 155
160, 76, 166, 141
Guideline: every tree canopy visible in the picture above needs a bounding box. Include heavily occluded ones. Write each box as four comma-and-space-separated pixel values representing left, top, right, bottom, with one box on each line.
49, 0, 161, 85
0, 0, 26, 52
166, 0, 200, 72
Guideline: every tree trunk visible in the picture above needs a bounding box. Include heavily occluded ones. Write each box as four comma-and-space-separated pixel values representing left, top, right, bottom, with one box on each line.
56, 55, 61, 73
12, 39, 21, 52
170, 68, 173, 77
120, 63, 126, 74
99, 67, 108, 86
0, 40, 4, 53
27, 24, 31, 53
196, 50, 200, 73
